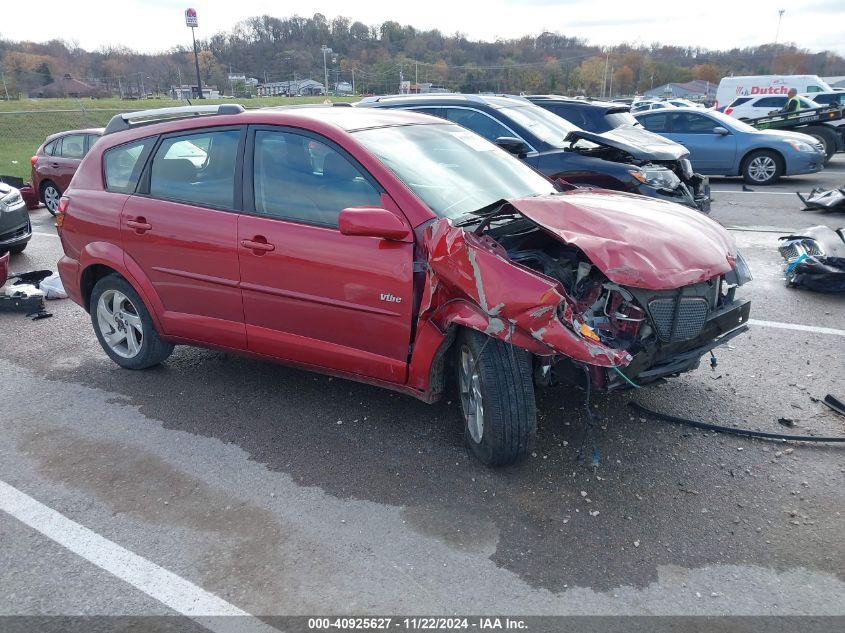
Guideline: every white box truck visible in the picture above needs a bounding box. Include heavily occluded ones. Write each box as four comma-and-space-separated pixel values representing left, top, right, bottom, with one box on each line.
715, 75, 832, 109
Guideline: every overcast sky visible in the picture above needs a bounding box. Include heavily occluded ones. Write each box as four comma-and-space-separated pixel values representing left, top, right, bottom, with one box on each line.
9, 0, 845, 57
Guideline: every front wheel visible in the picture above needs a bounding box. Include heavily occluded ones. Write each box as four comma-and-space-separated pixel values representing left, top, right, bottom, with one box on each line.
456, 329, 536, 466
90, 274, 174, 369
742, 150, 783, 185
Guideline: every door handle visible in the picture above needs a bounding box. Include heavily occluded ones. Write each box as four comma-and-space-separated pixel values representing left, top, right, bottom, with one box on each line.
126, 219, 152, 233
240, 238, 275, 253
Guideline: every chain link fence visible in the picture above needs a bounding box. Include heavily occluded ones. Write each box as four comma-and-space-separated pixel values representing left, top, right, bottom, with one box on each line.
0, 108, 143, 183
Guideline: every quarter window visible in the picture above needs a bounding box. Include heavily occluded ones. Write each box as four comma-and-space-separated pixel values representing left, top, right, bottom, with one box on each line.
149, 129, 241, 209
104, 138, 152, 193
253, 130, 381, 227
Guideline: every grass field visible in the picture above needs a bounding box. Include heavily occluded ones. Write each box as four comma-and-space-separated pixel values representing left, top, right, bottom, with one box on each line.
0, 95, 358, 181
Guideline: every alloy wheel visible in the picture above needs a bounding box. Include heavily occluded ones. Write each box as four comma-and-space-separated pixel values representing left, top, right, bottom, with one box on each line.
43, 185, 60, 214
747, 156, 777, 183
96, 289, 144, 358
459, 345, 484, 443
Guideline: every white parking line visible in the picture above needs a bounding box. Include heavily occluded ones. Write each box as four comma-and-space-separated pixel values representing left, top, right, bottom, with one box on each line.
32, 231, 60, 238
749, 318, 845, 337
0, 480, 280, 633
710, 190, 798, 195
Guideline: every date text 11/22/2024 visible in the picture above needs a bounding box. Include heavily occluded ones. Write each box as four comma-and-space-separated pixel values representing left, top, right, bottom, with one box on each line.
307, 617, 528, 630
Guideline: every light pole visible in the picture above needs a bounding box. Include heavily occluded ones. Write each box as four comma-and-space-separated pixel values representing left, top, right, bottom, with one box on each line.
321, 45, 333, 96
185, 8, 204, 99
774, 9, 785, 45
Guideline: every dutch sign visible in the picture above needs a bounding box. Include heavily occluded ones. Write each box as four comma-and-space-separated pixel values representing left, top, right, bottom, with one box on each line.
185, 8, 198, 28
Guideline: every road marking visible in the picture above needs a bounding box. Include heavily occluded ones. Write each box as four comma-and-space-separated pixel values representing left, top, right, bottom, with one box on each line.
32, 231, 60, 238
0, 480, 279, 633
711, 190, 798, 195
749, 319, 845, 337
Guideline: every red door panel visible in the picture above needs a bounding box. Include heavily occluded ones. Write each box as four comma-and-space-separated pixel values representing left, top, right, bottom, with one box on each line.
237, 213, 414, 383
121, 196, 246, 349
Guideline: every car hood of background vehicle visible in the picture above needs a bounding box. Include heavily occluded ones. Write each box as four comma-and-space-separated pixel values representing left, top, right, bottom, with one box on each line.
565, 127, 688, 161
759, 128, 825, 148
507, 191, 736, 290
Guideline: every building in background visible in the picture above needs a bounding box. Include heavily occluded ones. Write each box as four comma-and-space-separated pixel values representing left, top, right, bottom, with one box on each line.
35, 74, 98, 98
644, 79, 716, 101
169, 85, 221, 100
257, 79, 326, 96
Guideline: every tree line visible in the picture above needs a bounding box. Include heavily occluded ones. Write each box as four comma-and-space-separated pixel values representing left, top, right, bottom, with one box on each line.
2, 13, 844, 98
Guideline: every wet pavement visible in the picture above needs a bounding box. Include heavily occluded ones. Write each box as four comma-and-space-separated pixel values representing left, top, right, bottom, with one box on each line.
1, 157, 843, 621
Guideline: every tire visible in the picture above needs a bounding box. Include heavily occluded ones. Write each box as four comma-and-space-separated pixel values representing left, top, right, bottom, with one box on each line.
40, 181, 61, 216
805, 127, 837, 164
455, 329, 536, 466
742, 150, 783, 185
90, 274, 174, 369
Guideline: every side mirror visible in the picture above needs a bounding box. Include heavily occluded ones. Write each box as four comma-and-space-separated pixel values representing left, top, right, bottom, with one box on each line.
338, 207, 411, 242
495, 136, 530, 156
713, 126, 730, 136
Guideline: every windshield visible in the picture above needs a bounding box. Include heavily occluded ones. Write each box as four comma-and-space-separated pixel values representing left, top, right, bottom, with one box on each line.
497, 104, 579, 148
708, 110, 759, 133
605, 111, 639, 128
353, 123, 555, 220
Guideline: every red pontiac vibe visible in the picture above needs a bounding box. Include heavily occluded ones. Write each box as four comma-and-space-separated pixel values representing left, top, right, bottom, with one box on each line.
56, 105, 751, 466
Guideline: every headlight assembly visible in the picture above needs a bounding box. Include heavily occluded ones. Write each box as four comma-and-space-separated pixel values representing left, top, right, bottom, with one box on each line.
630, 166, 681, 190
784, 139, 816, 153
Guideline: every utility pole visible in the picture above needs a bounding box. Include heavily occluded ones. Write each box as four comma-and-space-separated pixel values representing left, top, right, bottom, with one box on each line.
177, 67, 182, 100
415, 60, 418, 91
117, 76, 123, 99
185, 8, 204, 98
774, 9, 785, 45
609, 65, 614, 98
351, 68, 355, 95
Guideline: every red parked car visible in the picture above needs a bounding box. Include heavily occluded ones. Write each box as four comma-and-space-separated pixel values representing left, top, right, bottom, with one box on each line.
57, 105, 751, 466
31, 128, 103, 214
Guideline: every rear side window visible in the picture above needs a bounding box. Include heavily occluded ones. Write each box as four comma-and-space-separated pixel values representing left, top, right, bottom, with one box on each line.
728, 97, 752, 108
149, 129, 241, 210
639, 113, 669, 133
104, 139, 153, 193
44, 139, 59, 156
60, 134, 86, 159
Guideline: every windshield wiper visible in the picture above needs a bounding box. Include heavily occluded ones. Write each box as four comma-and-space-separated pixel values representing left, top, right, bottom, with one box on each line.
451, 199, 510, 227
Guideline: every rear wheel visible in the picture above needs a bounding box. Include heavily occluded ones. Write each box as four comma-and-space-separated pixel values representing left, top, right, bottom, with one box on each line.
40, 181, 61, 216
456, 329, 536, 466
805, 127, 837, 164
742, 150, 783, 185
90, 274, 174, 369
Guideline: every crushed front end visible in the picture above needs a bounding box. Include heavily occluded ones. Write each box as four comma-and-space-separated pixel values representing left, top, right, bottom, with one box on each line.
418, 190, 750, 395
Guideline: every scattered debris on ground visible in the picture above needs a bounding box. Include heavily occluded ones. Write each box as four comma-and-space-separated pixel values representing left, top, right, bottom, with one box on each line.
778, 225, 845, 292
797, 186, 845, 212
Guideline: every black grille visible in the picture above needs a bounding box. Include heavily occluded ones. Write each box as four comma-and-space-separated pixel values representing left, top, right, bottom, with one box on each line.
0, 224, 29, 243
778, 239, 823, 260
648, 297, 710, 342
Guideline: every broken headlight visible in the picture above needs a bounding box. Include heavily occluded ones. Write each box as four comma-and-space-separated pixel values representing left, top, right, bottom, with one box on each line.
630, 166, 681, 191
724, 251, 753, 287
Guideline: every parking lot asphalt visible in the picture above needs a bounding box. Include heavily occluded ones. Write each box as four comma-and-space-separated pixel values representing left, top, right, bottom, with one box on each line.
1, 157, 843, 622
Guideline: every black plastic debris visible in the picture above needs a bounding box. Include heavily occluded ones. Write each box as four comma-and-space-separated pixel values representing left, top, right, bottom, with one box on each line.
778, 225, 845, 292
824, 394, 845, 418
797, 186, 845, 212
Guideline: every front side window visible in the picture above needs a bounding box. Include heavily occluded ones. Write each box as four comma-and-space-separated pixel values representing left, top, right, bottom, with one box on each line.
253, 130, 381, 227
149, 129, 241, 209
104, 138, 152, 193
671, 113, 720, 134
61, 134, 86, 159
354, 123, 555, 220
444, 108, 516, 142
728, 97, 752, 108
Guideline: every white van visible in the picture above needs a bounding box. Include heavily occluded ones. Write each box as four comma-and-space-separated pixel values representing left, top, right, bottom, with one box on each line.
715, 75, 832, 109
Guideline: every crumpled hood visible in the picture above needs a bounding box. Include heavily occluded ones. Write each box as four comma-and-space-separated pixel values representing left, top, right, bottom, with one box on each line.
566, 127, 688, 161
507, 191, 737, 290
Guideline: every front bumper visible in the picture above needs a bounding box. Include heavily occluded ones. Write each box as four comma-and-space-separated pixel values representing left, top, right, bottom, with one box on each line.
607, 298, 751, 389
0, 216, 32, 251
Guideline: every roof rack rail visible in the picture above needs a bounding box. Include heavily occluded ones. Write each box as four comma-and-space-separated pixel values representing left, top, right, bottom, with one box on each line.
103, 104, 245, 135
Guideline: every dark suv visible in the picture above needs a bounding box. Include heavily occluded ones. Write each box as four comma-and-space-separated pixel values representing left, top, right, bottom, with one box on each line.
357, 94, 709, 212
56, 104, 750, 466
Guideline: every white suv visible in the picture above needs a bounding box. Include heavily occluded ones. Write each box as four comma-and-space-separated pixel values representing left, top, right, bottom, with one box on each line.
723, 95, 820, 120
